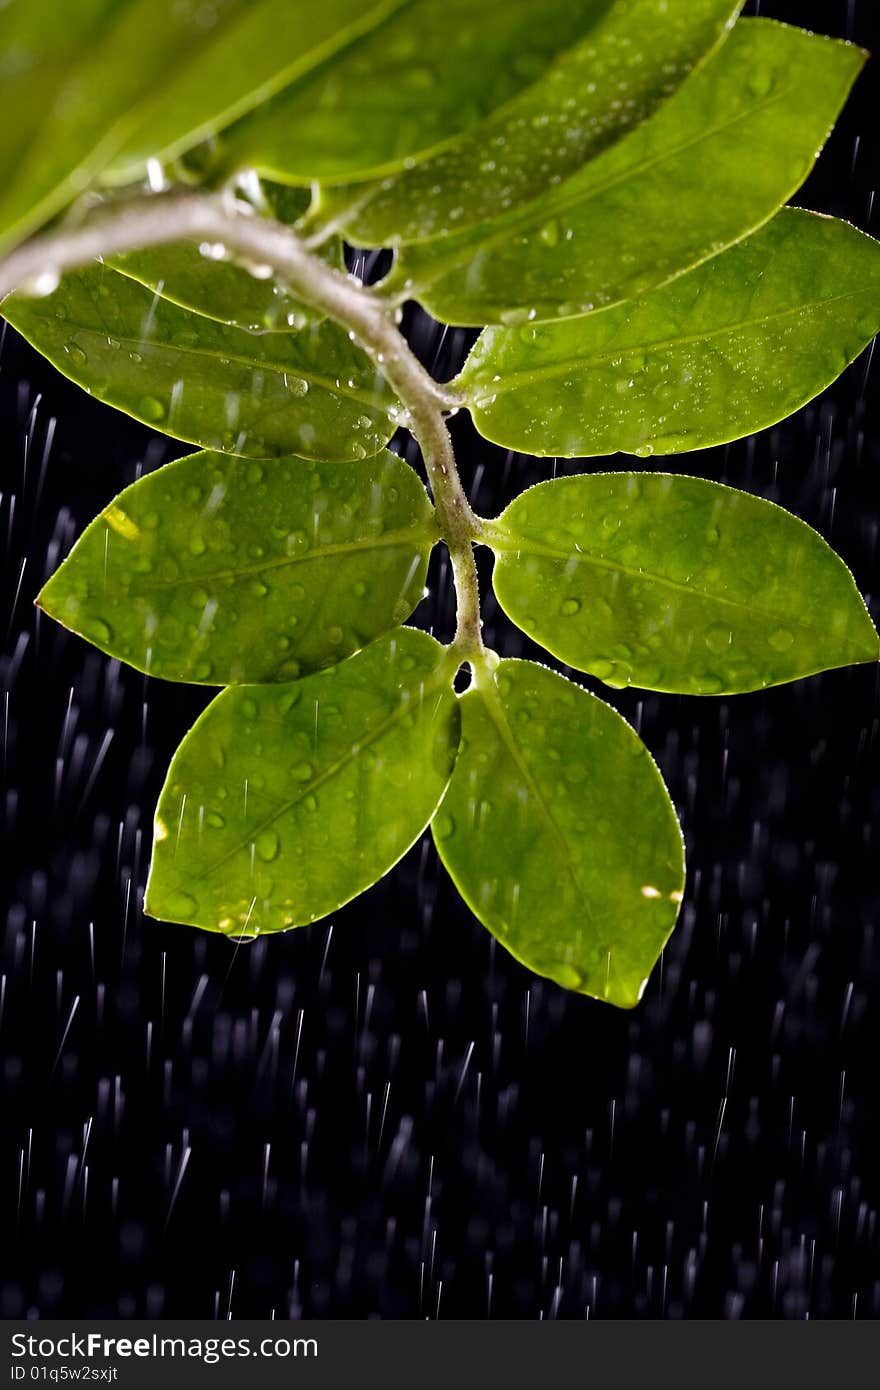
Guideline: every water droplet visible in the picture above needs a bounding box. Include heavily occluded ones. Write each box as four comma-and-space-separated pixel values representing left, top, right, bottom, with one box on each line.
166, 889, 197, 919
83, 617, 113, 644
559, 597, 581, 616
291, 762, 313, 782
255, 830, 280, 862
206, 811, 225, 828
748, 70, 775, 98
288, 377, 310, 397
139, 396, 167, 422
704, 623, 732, 653
189, 534, 206, 556
551, 962, 584, 990
768, 627, 794, 651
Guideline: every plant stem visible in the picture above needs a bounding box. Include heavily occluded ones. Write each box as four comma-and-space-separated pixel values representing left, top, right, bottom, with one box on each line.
0, 188, 486, 658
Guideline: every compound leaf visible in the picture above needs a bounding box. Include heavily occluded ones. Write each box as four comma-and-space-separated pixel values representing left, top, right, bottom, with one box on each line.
488, 474, 879, 695
394, 19, 864, 325
307, 0, 742, 246
459, 210, 880, 457
433, 659, 684, 1007
37, 449, 436, 685
146, 628, 460, 935
2, 264, 400, 461
0, 0, 395, 254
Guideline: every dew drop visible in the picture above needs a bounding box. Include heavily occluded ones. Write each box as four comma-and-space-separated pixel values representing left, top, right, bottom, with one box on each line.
166, 889, 197, 919
83, 617, 113, 644
768, 627, 795, 651
704, 623, 732, 653
139, 396, 167, 423
255, 830, 280, 863
559, 597, 581, 616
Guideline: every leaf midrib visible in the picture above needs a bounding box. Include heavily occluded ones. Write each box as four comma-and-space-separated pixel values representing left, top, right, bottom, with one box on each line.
476, 677, 596, 927
125, 523, 434, 591
25, 309, 394, 413
187, 666, 451, 886
402, 77, 798, 285
464, 289, 872, 397
490, 530, 868, 646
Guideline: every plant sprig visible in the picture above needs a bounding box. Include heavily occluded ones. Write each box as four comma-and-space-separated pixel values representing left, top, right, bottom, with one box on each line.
0, 0, 877, 1006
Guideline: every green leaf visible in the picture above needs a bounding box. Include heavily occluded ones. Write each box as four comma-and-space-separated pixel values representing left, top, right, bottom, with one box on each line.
487, 474, 879, 695
108, 187, 343, 333
0, 0, 396, 254
433, 658, 684, 1007
2, 264, 400, 462
145, 628, 460, 935
459, 210, 880, 457
37, 450, 436, 685
391, 19, 864, 326
310, 0, 742, 247
102, 1, 406, 184
218, 0, 614, 185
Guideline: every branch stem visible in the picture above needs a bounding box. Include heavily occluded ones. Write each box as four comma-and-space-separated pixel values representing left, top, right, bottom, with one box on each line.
0, 189, 486, 657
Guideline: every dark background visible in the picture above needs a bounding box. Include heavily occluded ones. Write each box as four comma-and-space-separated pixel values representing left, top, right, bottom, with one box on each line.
2, 0, 879, 1319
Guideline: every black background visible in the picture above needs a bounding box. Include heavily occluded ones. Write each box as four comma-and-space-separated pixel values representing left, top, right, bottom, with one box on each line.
2, 0, 879, 1319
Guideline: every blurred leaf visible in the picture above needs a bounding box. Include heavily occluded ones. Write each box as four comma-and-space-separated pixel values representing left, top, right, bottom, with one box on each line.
3, 264, 400, 461
109, 187, 344, 332
38, 450, 436, 684
459, 210, 880, 456
433, 659, 684, 1007
146, 628, 460, 935
0, 0, 395, 254
392, 19, 864, 325
311, 0, 742, 247
103, 0, 405, 183
219, 0, 614, 184
488, 474, 879, 695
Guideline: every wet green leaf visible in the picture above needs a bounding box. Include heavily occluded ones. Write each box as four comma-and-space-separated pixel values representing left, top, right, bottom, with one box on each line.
0, 0, 395, 254
393, 20, 863, 325
459, 210, 880, 457
37, 450, 436, 685
311, 0, 741, 247
488, 474, 879, 695
102, 0, 404, 184
433, 659, 684, 1007
219, 0, 613, 184
2, 264, 400, 461
108, 187, 343, 333
146, 628, 460, 935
